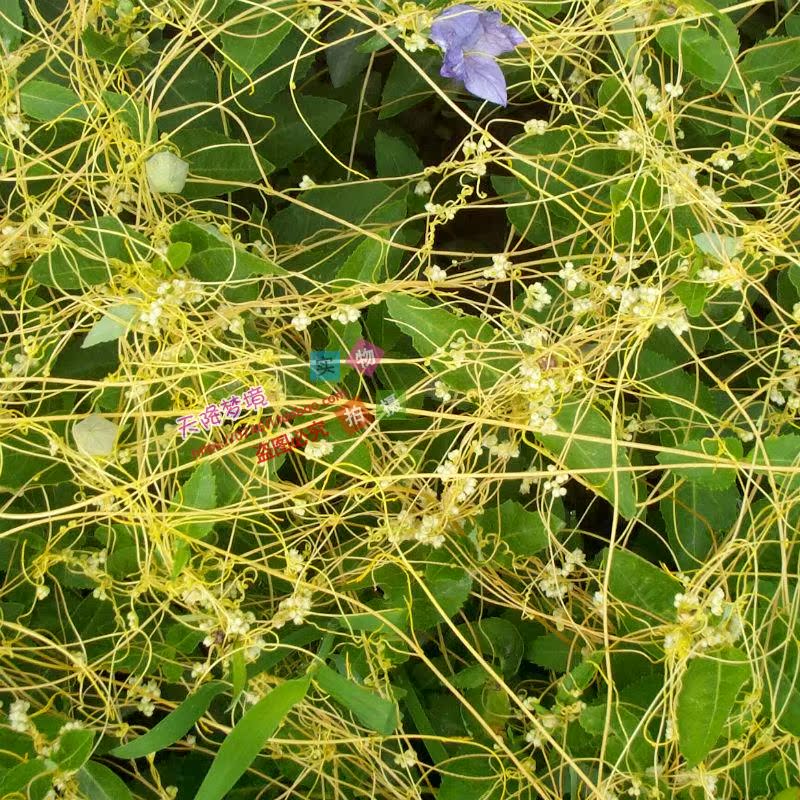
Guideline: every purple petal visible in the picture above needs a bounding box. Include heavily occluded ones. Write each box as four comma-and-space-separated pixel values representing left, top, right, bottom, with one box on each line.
474, 10, 526, 56
440, 47, 466, 80
462, 54, 508, 105
430, 4, 482, 51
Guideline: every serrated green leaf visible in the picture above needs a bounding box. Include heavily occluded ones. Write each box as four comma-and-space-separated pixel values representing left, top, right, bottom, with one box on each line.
749, 434, 800, 492
81, 27, 137, 66
477, 500, 559, 565
77, 761, 133, 800
221, 2, 291, 83
741, 36, 800, 83
380, 51, 442, 119
657, 436, 743, 489
20, 80, 87, 122
603, 548, 681, 626
173, 461, 217, 541
316, 665, 400, 734
81, 302, 138, 349
537, 401, 638, 519
657, 24, 742, 91
677, 647, 750, 766
193, 677, 309, 800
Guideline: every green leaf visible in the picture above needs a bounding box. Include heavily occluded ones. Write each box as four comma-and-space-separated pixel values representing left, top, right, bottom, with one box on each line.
81, 27, 137, 66
580, 702, 653, 770
230, 649, 247, 708
187, 245, 287, 284
661, 480, 740, 569
750, 435, 800, 492
657, 436, 743, 489
380, 51, 442, 119
741, 36, 800, 83
0, 759, 50, 797
77, 761, 133, 800
476, 500, 558, 565
657, 17, 742, 91
166, 241, 192, 270
29, 216, 149, 291
220, 2, 291, 83
111, 681, 227, 758
375, 130, 424, 178
325, 18, 371, 87
0, 0, 24, 52
194, 677, 309, 800
677, 647, 750, 767
260, 94, 346, 169
81, 302, 138, 349
171, 128, 274, 199
526, 632, 572, 672
330, 237, 388, 288
694, 231, 743, 260
536, 401, 638, 519
101, 89, 154, 144
459, 618, 524, 676
53, 729, 95, 771
316, 665, 400, 734
20, 80, 87, 122
603, 548, 681, 626
173, 461, 217, 541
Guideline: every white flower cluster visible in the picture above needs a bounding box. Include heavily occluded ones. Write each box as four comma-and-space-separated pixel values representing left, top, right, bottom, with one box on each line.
433, 335, 469, 369
537, 548, 585, 599
631, 73, 673, 116
414, 178, 432, 196
524, 282, 552, 312
610, 284, 690, 337
524, 118, 548, 135
4, 101, 29, 137
621, 412, 658, 441
127, 678, 161, 717
394, 747, 418, 768
663, 586, 743, 659
273, 588, 313, 628
767, 355, 800, 412
697, 262, 745, 292
299, 174, 315, 190
98, 183, 134, 213
424, 264, 447, 281
297, 5, 321, 30
435, 448, 461, 480
8, 699, 32, 733
291, 310, 312, 331
558, 261, 587, 292
139, 277, 204, 332
379, 504, 449, 549
543, 464, 568, 497
616, 127, 643, 153
483, 253, 511, 280
424, 201, 457, 221
331, 305, 361, 325
433, 379, 452, 401
305, 440, 334, 459
521, 325, 548, 349
522, 695, 585, 749
1, 352, 39, 377
393, 2, 434, 52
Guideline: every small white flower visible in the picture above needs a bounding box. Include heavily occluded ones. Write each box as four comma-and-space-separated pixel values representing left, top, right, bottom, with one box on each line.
558, 261, 587, 292
298, 6, 321, 30
305, 440, 334, 459
525, 282, 552, 312
394, 746, 418, 768
291, 311, 312, 331
665, 82, 683, 98
331, 306, 361, 325
433, 380, 451, 402
35, 584, 50, 600
404, 32, 428, 52
524, 118, 548, 135
483, 253, 511, 280
424, 264, 447, 281
792, 302, 800, 324
299, 174, 315, 190
414, 178, 432, 195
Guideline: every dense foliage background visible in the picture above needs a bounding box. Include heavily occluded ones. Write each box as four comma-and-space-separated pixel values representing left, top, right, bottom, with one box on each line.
1, 0, 800, 798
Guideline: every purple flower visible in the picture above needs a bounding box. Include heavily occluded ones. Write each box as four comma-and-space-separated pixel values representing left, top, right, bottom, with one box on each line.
430, 4, 525, 106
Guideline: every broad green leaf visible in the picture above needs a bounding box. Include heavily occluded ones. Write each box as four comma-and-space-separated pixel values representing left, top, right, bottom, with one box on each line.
677, 647, 750, 766
194, 677, 309, 800
171, 128, 274, 199
20, 80, 87, 122
741, 36, 800, 83
259, 94, 346, 169
230, 649, 247, 707
336, 609, 407, 634
173, 461, 217, 541
476, 500, 559, 565
661, 480, 740, 569
763, 611, 800, 736
329, 237, 387, 288
749, 435, 800, 492
187, 246, 287, 283
77, 761, 133, 800
53, 729, 95, 771
81, 302, 138, 349
29, 216, 149, 290
580, 702, 653, 770
111, 681, 226, 758
455, 617, 524, 676
220, 2, 291, 83
0, 0, 24, 52
0, 759, 50, 796
694, 231, 743, 261
657, 436, 743, 489
657, 22, 742, 91
101, 89, 154, 144
526, 632, 573, 672
394, 668, 450, 764
375, 130, 424, 178
316, 665, 400, 734
380, 51, 442, 119
603, 548, 681, 626
170, 220, 229, 252
325, 18, 371, 87
81, 27, 137, 66
166, 241, 192, 270
537, 402, 638, 519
